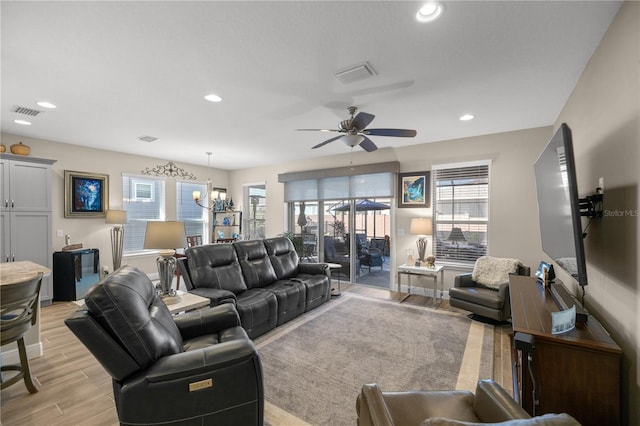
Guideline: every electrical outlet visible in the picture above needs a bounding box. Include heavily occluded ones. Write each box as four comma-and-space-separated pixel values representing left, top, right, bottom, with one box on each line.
56, 229, 64, 237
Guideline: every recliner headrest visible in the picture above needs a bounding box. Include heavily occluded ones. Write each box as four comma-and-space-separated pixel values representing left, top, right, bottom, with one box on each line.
84, 265, 183, 369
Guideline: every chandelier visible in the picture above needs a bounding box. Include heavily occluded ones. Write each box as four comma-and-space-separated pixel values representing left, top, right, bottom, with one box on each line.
192, 152, 228, 211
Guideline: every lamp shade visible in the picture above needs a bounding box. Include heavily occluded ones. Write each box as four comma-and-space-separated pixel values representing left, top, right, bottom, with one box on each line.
143, 221, 188, 250
448, 227, 466, 243
410, 217, 432, 236
105, 209, 128, 224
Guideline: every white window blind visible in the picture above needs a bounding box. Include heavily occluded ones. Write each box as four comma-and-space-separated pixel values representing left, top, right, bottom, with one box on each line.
432, 161, 490, 263
123, 175, 165, 253
285, 172, 394, 201
177, 181, 209, 244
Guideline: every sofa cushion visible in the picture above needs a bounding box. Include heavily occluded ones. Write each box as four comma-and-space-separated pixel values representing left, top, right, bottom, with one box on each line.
234, 240, 278, 289
83, 265, 183, 369
471, 256, 520, 289
186, 244, 247, 295
264, 236, 299, 279
421, 413, 580, 426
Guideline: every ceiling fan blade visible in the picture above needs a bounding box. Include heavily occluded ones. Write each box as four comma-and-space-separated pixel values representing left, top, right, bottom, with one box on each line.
297, 128, 341, 133
364, 128, 417, 137
312, 135, 344, 149
359, 136, 378, 152
351, 112, 375, 131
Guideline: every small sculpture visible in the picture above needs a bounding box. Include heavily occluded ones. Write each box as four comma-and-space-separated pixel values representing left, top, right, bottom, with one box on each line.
425, 255, 436, 268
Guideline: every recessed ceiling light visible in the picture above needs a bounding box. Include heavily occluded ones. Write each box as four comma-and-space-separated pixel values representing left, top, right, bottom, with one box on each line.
14, 119, 32, 125
416, 2, 443, 23
459, 114, 475, 121
36, 101, 56, 109
204, 93, 222, 103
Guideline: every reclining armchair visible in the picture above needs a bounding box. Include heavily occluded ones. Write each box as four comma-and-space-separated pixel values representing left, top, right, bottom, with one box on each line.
356, 379, 579, 426
449, 256, 530, 322
65, 265, 263, 426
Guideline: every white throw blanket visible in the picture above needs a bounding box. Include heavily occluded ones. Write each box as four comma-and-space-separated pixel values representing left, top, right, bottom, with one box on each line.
471, 256, 521, 289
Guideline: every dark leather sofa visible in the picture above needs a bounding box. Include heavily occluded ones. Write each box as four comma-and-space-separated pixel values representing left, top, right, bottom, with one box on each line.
179, 236, 331, 339
65, 265, 263, 426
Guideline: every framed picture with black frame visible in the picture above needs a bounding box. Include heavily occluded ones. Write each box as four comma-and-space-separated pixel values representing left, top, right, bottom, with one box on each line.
64, 170, 109, 218
398, 171, 431, 208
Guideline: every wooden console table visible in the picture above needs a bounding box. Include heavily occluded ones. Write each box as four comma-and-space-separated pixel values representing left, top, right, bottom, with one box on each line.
509, 275, 621, 425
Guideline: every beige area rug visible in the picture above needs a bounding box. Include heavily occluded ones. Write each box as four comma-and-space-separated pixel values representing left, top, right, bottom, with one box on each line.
254, 293, 494, 426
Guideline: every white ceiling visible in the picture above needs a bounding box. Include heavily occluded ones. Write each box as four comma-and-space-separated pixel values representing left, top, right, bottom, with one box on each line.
1, 1, 622, 170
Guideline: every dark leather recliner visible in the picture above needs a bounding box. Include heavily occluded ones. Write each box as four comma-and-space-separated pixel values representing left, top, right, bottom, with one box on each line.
65, 265, 263, 426
449, 260, 530, 322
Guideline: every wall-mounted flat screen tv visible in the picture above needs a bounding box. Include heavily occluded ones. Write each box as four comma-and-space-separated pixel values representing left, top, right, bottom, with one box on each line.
534, 123, 588, 288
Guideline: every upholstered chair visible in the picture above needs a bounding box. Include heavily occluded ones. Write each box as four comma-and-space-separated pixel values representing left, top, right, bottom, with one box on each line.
65, 265, 263, 425
449, 256, 530, 322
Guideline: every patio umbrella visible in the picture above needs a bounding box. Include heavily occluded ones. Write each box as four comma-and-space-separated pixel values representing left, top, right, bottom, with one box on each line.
332, 199, 390, 237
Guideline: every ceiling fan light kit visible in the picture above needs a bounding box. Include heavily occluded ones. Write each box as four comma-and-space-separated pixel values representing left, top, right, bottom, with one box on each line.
299, 106, 417, 153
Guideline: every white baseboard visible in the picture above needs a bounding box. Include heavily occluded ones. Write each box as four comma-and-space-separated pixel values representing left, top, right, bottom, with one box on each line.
1, 341, 43, 365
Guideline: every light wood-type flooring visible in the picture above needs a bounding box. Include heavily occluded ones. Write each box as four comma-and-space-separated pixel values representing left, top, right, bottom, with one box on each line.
0, 284, 513, 425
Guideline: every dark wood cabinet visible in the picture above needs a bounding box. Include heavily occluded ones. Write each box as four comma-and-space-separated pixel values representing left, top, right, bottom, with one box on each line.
509, 275, 621, 426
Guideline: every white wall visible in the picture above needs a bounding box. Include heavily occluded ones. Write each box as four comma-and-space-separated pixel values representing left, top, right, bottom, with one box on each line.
554, 2, 640, 423
0, 133, 230, 274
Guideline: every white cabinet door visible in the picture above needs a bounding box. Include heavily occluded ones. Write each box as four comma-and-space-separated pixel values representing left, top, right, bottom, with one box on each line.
10, 211, 53, 300
8, 160, 52, 212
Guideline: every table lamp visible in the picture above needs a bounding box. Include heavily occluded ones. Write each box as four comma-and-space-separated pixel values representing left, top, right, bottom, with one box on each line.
143, 221, 188, 304
105, 209, 128, 272
410, 217, 432, 264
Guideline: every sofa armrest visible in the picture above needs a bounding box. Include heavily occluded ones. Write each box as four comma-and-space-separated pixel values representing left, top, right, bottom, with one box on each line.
454, 273, 476, 288
174, 303, 241, 340
473, 379, 530, 422
298, 262, 329, 276
188, 288, 237, 306
145, 338, 260, 383
357, 383, 394, 426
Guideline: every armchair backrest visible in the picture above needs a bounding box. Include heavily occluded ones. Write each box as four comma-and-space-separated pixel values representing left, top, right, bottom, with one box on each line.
234, 240, 277, 289
264, 236, 299, 279
186, 244, 247, 295
65, 266, 183, 380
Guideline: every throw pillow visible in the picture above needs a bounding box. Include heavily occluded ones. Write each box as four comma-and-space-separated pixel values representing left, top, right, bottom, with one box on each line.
471, 256, 520, 289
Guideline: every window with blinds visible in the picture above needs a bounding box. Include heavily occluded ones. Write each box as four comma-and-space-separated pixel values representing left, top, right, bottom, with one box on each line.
432, 161, 490, 264
122, 175, 165, 253
177, 181, 209, 244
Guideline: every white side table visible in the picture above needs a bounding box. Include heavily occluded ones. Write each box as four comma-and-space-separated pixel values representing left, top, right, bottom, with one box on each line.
166, 291, 210, 314
397, 264, 445, 306
326, 263, 343, 297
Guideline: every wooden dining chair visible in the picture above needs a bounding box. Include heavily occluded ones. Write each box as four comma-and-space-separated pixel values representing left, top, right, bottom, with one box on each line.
1, 273, 44, 393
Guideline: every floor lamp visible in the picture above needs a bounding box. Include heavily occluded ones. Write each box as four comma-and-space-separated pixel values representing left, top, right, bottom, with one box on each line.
143, 221, 188, 305
105, 210, 128, 273
410, 217, 432, 264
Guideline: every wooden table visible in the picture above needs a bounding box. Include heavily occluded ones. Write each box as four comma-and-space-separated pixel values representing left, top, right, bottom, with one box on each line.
509, 275, 621, 425
0, 260, 51, 286
397, 264, 445, 305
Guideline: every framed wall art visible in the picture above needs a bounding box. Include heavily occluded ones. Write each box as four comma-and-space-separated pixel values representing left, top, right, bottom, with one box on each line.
398, 171, 431, 208
64, 170, 109, 218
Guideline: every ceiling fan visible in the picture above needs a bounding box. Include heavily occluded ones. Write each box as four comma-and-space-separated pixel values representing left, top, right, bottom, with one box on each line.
298, 106, 417, 152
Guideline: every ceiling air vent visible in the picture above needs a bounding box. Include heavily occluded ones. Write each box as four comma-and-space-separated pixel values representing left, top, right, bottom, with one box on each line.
137, 135, 159, 143
334, 62, 377, 84
13, 106, 41, 117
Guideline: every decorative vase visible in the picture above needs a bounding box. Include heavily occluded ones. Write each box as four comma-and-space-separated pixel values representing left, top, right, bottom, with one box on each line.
10, 141, 31, 156
0, 144, 5, 153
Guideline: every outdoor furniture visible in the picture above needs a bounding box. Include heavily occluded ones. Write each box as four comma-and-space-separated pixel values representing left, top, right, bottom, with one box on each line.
324, 236, 360, 278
